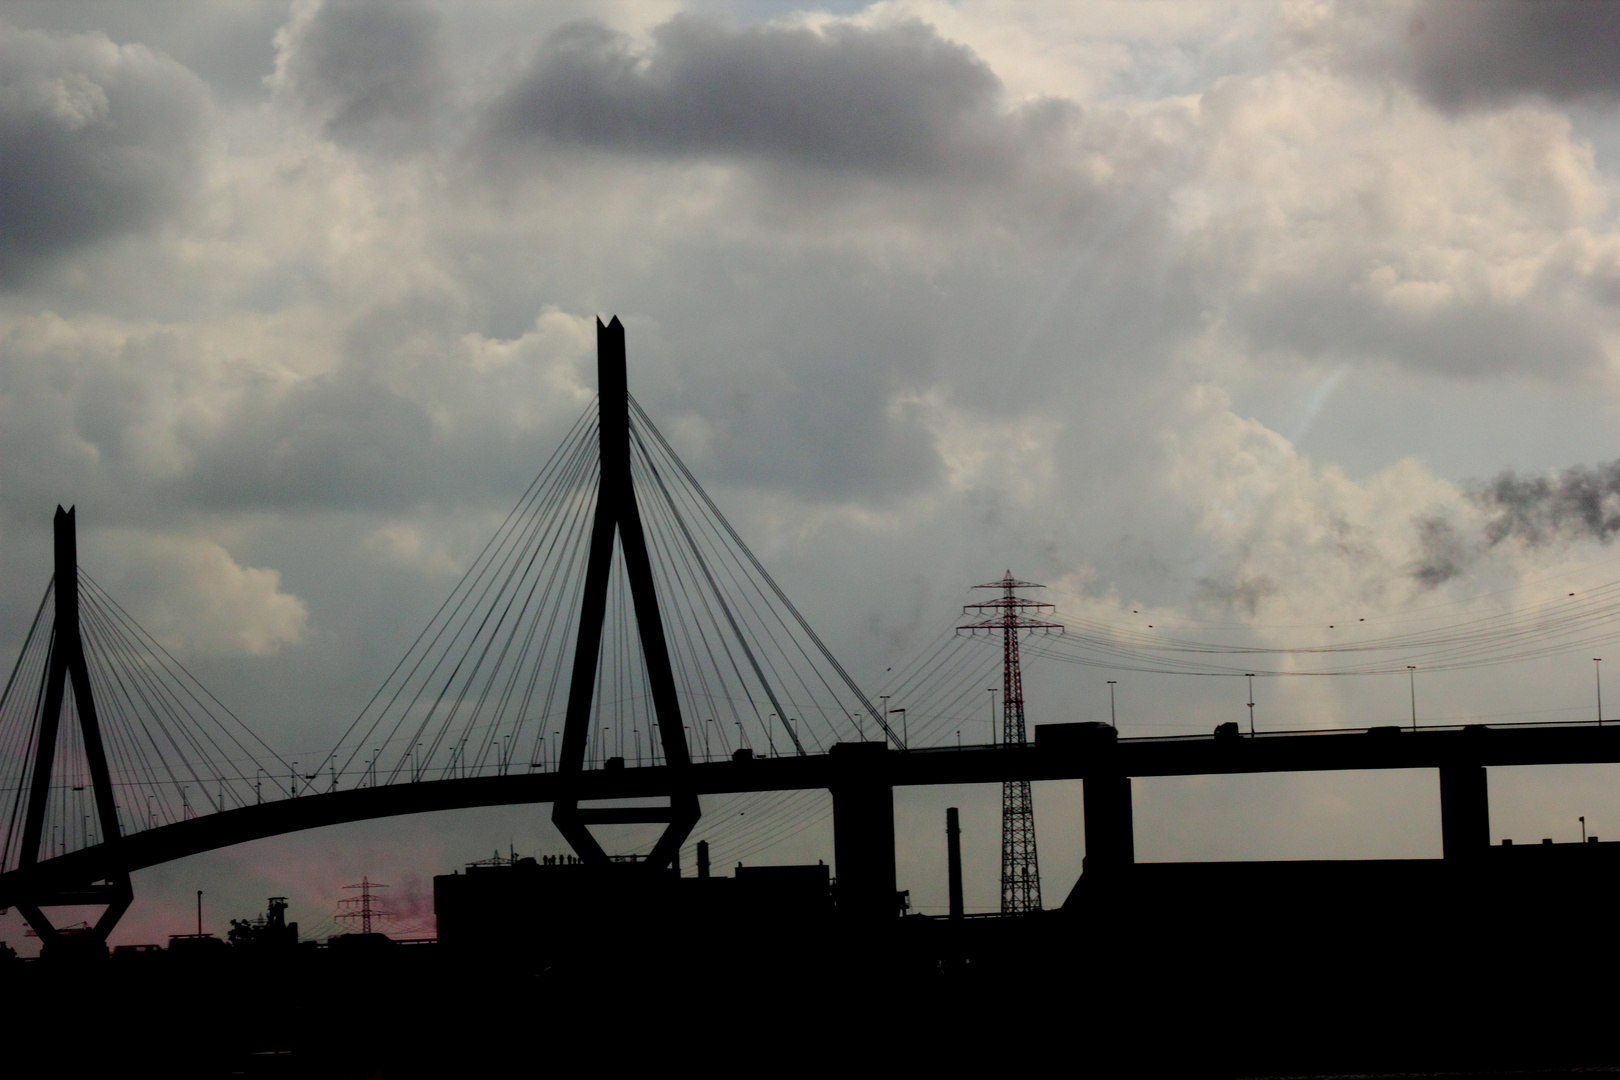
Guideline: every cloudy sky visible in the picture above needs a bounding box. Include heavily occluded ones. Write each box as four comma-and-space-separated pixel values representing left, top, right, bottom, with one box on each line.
5, 0, 1620, 948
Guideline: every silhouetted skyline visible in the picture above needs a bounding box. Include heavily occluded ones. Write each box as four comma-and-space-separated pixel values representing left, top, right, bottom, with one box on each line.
4, 1, 1620, 958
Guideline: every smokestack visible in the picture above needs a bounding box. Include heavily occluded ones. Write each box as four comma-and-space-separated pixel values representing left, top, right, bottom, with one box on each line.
946, 807, 963, 920
697, 840, 710, 879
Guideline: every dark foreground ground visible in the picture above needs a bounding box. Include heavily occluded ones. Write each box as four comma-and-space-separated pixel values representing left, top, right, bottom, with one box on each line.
7, 857, 1617, 1077
6, 921, 1615, 1077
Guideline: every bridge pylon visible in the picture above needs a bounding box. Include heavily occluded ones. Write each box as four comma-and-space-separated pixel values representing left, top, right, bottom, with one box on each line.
14, 507, 133, 954
551, 317, 699, 869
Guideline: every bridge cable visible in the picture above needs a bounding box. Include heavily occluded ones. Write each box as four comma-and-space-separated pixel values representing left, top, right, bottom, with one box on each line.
630, 396, 898, 747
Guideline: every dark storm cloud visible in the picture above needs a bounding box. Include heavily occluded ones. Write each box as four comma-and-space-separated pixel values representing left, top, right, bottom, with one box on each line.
0, 298, 579, 528
481, 15, 1061, 176
623, 246, 953, 501
176, 371, 439, 512
1413, 459, 1620, 585
0, 24, 207, 285
1406, 0, 1620, 110
277, 0, 450, 152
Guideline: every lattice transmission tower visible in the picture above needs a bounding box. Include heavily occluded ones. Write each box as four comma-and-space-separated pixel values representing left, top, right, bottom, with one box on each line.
959, 572, 1062, 914
336, 877, 392, 935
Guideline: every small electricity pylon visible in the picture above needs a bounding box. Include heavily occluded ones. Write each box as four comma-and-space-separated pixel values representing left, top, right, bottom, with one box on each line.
336, 877, 392, 935
15, 507, 133, 950
959, 572, 1062, 914
552, 317, 698, 869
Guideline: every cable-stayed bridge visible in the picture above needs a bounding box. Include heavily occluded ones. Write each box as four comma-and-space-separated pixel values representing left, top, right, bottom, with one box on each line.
7, 317, 1620, 954
0, 316, 907, 947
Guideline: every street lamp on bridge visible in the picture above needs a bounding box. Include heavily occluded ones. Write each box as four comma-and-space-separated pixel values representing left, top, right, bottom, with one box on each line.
1247, 674, 1256, 737
1408, 667, 1417, 732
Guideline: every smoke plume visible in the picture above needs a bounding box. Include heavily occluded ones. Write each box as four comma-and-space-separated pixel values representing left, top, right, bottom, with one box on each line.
1412, 460, 1620, 586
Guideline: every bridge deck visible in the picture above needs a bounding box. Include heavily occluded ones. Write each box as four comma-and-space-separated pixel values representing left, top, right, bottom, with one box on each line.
6, 721, 1619, 907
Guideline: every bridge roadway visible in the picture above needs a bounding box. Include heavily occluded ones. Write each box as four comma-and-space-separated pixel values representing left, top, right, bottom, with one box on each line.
6, 720, 1619, 908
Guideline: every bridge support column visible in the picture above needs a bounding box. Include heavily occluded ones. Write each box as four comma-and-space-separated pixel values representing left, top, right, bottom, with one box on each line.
1439, 763, 1489, 860
1046, 723, 1135, 909
1083, 771, 1135, 873
830, 742, 897, 921
946, 806, 964, 921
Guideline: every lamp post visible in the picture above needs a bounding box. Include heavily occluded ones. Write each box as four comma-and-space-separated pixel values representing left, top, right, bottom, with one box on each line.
1596, 659, 1603, 725
988, 688, 998, 745
1107, 681, 1117, 729
890, 708, 908, 749
1408, 666, 1417, 732
1246, 674, 1256, 737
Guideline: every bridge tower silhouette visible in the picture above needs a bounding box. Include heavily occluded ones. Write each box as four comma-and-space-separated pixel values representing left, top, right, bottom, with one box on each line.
0, 316, 902, 941
12, 507, 133, 952
553, 317, 698, 868
1, 507, 297, 947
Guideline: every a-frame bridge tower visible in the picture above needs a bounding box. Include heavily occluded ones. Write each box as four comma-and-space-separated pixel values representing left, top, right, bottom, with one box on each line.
551, 317, 699, 867
13, 507, 133, 953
